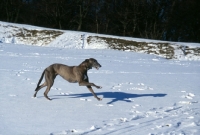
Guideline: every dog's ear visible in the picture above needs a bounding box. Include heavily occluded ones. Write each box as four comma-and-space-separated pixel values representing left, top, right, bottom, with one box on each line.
85, 59, 89, 62
84, 59, 92, 69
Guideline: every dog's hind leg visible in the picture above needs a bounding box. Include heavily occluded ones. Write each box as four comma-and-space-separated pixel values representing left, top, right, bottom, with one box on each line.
33, 70, 46, 98
43, 71, 56, 100
33, 82, 47, 97
44, 86, 52, 100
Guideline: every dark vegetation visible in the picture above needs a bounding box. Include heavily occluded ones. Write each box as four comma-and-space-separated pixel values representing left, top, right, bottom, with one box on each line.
2, 24, 63, 45
87, 36, 200, 59
0, 0, 200, 43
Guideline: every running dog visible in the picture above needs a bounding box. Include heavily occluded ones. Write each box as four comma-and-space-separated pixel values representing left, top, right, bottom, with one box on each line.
33, 58, 102, 101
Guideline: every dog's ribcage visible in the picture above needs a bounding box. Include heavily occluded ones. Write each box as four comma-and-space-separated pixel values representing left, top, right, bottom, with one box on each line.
84, 75, 87, 80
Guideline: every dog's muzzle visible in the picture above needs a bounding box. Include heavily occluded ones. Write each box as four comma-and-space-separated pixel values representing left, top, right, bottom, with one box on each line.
95, 64, 101, 70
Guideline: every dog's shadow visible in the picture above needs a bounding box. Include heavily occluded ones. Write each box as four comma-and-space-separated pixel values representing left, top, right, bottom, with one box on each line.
54, 92, 167, 104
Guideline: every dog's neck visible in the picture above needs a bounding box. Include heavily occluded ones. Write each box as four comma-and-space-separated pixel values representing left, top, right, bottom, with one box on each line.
79, 63, 91, 71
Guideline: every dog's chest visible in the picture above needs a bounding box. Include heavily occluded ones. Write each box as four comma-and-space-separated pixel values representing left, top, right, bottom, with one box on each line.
84, 74, 88, 80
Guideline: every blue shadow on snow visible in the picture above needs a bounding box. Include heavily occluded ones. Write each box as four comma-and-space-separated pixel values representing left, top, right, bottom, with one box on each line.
55, 92, 167, 104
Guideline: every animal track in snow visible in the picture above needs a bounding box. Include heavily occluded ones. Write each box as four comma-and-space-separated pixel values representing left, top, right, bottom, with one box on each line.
60, 92, 69, 95
52, 87, 62, 91
152, 58, 159, 61
156, 123, 172, 129
15, 71, 25, 77
188, 93, 195, 97
181, 90, 186, 93
9, 94, 17, 97
50, 129, 78, 135
181, 93, 195, 99
23, 78, 30, 81
120, 117, 128, 122
95, 104, 104, 106
187, 116, 194, 119
179, 101, 192, 104
90, 125, 101, 130
80, 98, 92, 101
111, 82, 154, 91
132, 104, 141, 108
138, 83, 144, 86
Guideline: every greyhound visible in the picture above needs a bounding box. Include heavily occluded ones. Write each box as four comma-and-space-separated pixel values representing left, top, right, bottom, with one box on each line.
33, 58, 102, 101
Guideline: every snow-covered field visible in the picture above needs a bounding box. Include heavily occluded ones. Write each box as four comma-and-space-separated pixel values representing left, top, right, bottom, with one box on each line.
0, 22, 200, 135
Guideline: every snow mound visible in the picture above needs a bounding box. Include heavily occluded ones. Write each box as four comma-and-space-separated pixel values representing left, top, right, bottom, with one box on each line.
0, 21, 200, 60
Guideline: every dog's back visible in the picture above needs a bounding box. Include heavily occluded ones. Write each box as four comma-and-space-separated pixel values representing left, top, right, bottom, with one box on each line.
47, 64, 78, 83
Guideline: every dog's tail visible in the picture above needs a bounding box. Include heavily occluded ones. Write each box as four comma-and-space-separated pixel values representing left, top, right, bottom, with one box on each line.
35, 70, 45, 91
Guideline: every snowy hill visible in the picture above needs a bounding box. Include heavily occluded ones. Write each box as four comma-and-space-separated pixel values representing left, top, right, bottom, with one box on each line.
0, 21, 200, 135
0, 21, 200, 60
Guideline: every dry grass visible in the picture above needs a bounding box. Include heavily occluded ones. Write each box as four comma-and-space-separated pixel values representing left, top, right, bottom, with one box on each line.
2, 24, 64, 45
15, 28, 63, 45
88, 36, 176, 59
16, 29, 63, 39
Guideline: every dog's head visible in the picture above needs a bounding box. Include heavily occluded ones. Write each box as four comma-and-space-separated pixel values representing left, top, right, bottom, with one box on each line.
83, 58, 101, 70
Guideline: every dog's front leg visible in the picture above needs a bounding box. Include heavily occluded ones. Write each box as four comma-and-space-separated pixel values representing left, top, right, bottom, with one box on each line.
79, 81, 102, 101
79, 81, 102, 89
87, 86, 102, 101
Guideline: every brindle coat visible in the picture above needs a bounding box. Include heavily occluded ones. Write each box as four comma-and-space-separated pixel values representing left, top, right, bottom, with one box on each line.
33, 58, 102, 100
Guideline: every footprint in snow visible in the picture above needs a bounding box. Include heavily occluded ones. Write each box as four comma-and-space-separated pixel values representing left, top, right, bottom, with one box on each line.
95, 104, 104, 106
9, 94, 17, 97
15, 71, 25, 77
179, 101, 191, 104
60, 92, 69, 95
188, 93, 195, 97
126, 98, 134, 102
148, 87, 154, 90
24, 78, 30, 81
90, 125, 101, 130
112, 82, 154, 92
50, 129, 78, 135
179, 101, 198, 104
138, 83, 144, 86
152, 58, 159, 61
181, 90, 187, 93
131, 115, 144, 120
52, 87, 62, 91
132, 104, 141, 108
120, 117, 128, 122
187, 116, 194, 119
181, 93, 195, 99
155, 123, 172, 129
80, 98, 92, 101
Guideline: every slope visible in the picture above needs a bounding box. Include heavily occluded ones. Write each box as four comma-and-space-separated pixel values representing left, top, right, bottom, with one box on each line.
0, 21, 200, 60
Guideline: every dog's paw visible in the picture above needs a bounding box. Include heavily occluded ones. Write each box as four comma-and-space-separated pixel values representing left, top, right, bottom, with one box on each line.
96, 86, 102, 89
97, 97, 102, 101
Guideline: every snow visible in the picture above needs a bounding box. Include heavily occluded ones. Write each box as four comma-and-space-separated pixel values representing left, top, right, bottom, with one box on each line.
0, 22, 200, 135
